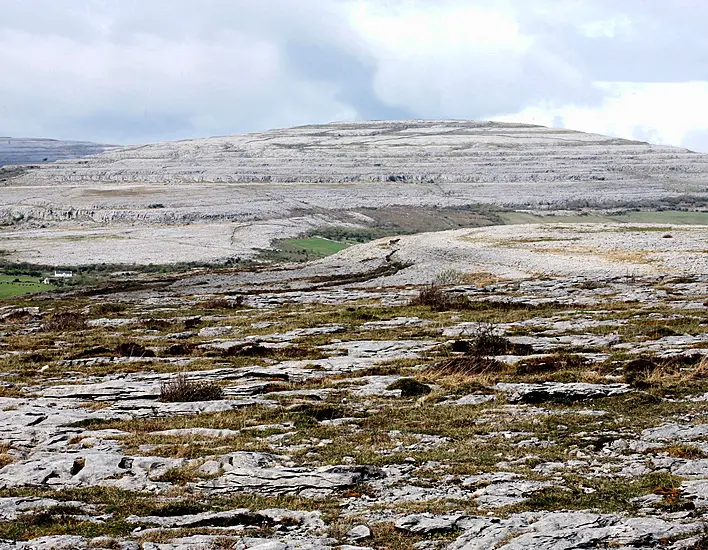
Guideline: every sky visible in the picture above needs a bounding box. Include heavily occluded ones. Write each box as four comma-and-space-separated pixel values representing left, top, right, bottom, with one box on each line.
1, 0, 708, 151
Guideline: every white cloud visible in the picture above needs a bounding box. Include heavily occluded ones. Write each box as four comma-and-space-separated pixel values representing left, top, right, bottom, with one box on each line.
578, 15, 634, 39
493, 82, 708, 152
347, 1, 594, 119
1, 0, 707, 150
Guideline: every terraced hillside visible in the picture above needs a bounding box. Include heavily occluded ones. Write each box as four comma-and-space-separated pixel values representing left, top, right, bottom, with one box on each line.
7, 121, 708, 185
1, 121, 708, 266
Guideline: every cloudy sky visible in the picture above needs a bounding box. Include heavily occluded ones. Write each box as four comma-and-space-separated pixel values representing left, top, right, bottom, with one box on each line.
2, 0, 708, 151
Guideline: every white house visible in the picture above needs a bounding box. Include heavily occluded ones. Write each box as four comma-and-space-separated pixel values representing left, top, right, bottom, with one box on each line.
54, 270, 73, 278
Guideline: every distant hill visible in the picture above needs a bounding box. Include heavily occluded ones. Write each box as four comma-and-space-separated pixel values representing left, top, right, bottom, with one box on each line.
1, 120, 708, 267
7, 120, 704, 185
0, 137, 120, 167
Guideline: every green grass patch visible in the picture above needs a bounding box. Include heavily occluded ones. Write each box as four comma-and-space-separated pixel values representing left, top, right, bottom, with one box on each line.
0, 275, 55, 299
261, 237, 350, 262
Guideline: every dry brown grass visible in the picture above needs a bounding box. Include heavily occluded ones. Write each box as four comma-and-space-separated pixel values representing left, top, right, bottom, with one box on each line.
409, 284, 470, 310
0, 443, 13, 469
624, 355, 708, 393
198, 296, 245, 310
160, 374, 224, 402
42, 312, 86, 332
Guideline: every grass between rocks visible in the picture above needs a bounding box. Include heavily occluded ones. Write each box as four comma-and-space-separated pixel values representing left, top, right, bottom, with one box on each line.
1, 272, 708, 545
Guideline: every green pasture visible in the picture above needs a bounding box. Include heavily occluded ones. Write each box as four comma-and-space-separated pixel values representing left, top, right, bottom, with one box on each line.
0, 275, 55, 299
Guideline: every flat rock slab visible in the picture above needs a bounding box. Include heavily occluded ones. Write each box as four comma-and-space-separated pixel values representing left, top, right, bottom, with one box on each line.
429, 511, 702, 550
199, 465, 382, 497
495, 382, 631, 403
0, 450, 186, 491
127, 507, 324, 531
319, 340, 438, 359
641, 423, 708, 442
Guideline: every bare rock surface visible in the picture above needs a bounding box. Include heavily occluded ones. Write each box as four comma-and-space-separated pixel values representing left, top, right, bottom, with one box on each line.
1, 228, 708, 547
2, 120, 708, 265
496, 382, 631, 403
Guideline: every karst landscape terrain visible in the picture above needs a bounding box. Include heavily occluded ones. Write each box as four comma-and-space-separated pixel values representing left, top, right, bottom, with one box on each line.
2, 120, 708, 550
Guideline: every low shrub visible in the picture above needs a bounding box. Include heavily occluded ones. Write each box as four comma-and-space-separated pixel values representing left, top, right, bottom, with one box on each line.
43, 312, 86, 332
160, 374, 224, 402
426, 356, 504, 377
409, 284, 470, 310
92, 302, 127, 315
116, 342, 155, 358
199, 296, 245, 310
386, 378, 432, 397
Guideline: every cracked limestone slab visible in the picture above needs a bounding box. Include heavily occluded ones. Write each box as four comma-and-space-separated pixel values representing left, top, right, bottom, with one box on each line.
495, 382, 631, 403
198, 464, 383, 497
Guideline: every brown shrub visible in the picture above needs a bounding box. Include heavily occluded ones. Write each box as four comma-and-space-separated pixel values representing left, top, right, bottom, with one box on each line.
43, 312, 86, 332
426, 356, 504, 377
409, 284, 470, 311
115, 342, 155, 358
160, 374, 224, 402
199, 296, 245, 310
515, 353, 589, 375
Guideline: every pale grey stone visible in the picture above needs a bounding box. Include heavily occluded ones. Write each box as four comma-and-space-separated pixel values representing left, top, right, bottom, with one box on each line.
346, 525, 371, 542
495, 382, 631, 403
200, 464, 382, 496
395, 513, 466, 534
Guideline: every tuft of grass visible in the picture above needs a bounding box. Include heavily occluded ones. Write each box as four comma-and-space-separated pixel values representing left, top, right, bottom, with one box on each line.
199, 296, 245, 310
115, 342, 155, 358
91, 302, 127, 315
160, 374, 224, 402
386, 378, 432, 397
42, 311, 86, 332
409, 284, 470, 311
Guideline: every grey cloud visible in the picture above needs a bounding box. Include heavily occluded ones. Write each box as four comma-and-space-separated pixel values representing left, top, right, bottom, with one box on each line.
682, 129, 708, 153
0, 0, 706, 145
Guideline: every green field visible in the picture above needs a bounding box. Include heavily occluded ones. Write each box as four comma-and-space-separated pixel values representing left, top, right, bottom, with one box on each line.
260, 236, 351, 263
282, 237, 351, 255
0, 275, 56, 299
